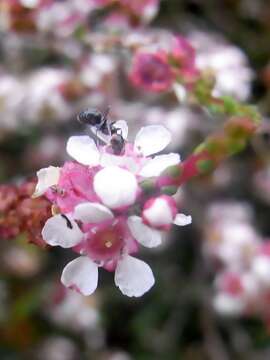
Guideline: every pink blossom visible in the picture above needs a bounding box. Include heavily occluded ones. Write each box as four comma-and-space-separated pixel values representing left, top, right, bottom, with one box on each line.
46, 162, 98, 213
143, 195, 182, 231
169, 35, 200, 85
129, 35, 200, 93
130, 52, 174, 92
206, 203, 270, 322
82, 216, 138, 265
34, 120, 191, 297
171, 35, 196, 69
92, 0, 159, 22
120, 0, 159, 21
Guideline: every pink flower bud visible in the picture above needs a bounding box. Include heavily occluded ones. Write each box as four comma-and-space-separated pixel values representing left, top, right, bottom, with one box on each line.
142, 195, 177, 230
171, 35, 196, 69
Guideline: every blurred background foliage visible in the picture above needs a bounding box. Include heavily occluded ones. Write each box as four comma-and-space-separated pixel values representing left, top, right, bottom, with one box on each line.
1, 0, 270, 359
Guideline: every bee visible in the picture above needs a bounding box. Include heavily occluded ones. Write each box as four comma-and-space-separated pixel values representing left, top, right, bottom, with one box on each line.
77, 107, 111, 135
77, 107, 126, 155
110, 132, 125, 155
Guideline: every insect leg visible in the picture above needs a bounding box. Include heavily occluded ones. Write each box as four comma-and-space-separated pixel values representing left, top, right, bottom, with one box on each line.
61, 214, 73, 229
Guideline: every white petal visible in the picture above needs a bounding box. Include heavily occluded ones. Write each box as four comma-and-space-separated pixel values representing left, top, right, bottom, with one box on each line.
127, 216, 162, 248
66, 136, 100, 166
113, 120, 128, 139
173, 83, 187, 103
122, 157, 142, 173
32, 166, 60, 198
139, 153, 180, 177
42, 214, 84, 248
173, 213, 192, 226
100, 153, 140, 174
134, 125, 171, 156
93, 166, 138, 209
90, 126, 109, 144
100, 152, 126, 167
115, 255, 155, 297
61, 256, 98, 296
74, 202, 114, 223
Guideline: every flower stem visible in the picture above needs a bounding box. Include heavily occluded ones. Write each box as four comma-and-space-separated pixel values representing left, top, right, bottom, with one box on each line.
157, 112, 261, 189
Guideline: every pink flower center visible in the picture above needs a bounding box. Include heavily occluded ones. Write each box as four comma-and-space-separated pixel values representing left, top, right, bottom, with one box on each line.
140, 55, 170, 85
86, 219, 126, 261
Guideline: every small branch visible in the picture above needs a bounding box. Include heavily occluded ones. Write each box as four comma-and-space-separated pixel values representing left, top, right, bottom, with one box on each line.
155, 114, 261, 193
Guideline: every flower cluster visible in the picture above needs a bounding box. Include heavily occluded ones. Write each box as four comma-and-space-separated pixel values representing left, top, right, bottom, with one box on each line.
0, 180, 51, 247
213, 239, 270, 328
93, 0, 159, 24
34, 121, 191, 297
204, 202, 270, 325
0, 61, 116, 133
0, 0, 159, 36
188, 31, 254, 101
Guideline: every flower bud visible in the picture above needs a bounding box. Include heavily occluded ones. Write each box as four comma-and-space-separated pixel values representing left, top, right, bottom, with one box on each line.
142, 195, 177, 230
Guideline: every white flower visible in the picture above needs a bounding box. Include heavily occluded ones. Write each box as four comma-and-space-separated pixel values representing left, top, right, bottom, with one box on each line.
25, 68, 72, 122
42, 201, 161, 297
38, 121, 191, 297
189, 31, 253, 101
42, 204, 166, 255
205, 222, 259, 271
66, 122, 180, 178
41, 195, 191, 298
80, 54, 116, 88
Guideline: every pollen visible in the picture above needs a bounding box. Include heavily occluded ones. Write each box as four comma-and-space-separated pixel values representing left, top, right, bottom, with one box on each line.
87, 221, 125, 260
105, 240, 113, 248
51, 204, 60, 216
102, 231, 116, 249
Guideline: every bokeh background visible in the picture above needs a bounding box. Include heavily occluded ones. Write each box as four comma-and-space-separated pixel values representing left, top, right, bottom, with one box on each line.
1, 0, 270, 359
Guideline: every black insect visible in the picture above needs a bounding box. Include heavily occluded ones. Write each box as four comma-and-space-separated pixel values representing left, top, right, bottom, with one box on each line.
61, 214, 73, 229
77, 107, 126, 154
77, 107, 111, 135
110, 133, 125, 155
